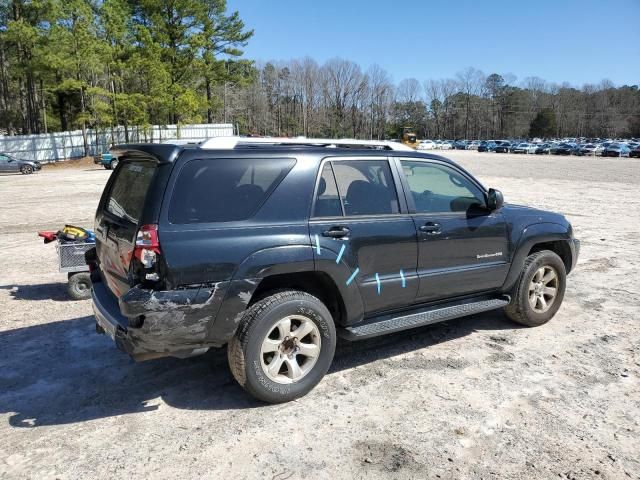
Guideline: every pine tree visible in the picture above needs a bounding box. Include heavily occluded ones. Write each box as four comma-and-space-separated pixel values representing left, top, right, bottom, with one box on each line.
529, 108, 558, 138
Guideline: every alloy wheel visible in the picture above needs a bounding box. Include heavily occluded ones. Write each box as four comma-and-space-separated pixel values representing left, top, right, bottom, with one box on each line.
260, 315, 321, 384
528, 265, 559, 313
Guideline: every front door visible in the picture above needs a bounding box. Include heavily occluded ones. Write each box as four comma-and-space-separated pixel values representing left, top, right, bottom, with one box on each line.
309, 158, 418, 315
397, 158, 510, 303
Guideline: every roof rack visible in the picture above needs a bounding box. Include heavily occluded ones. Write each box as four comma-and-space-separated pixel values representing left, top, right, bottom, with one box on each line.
198, 136, 415, 151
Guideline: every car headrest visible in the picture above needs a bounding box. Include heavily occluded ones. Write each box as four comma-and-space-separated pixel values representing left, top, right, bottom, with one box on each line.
318, 177, 326, 196
345, 180, 393, 215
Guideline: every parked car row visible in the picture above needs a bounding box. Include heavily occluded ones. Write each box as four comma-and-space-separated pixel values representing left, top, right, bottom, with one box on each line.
417, 138, 640, 158
417, 140, 453, 150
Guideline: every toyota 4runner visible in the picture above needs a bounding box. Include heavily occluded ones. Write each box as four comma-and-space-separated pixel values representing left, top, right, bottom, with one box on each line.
88, 137, 580, 403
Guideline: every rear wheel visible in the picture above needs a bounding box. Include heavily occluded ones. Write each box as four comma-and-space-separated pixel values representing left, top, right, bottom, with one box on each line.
504, 250, 566, 327
110, 158, 119, 169
20, 165, 33, 174
228, 290, 336, 403
67, 272, 92, 300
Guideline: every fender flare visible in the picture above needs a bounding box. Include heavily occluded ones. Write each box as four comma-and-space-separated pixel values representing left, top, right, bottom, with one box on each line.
233, 243, 365, 325
207, 245, 315, 343
502, 222, 572, 292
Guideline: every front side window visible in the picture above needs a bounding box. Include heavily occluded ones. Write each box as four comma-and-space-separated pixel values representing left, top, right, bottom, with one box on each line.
401, 160, 485, 214
169, 158, 295, 224
332, 160, 399, 216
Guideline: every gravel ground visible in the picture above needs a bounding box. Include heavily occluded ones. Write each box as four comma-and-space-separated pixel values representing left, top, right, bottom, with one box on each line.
1, 151, 639, 480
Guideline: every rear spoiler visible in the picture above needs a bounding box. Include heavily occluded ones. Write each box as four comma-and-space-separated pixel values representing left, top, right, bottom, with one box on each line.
109, 144, 183, 164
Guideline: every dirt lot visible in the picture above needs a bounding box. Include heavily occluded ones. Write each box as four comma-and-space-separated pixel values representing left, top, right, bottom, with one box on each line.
1, 151, 639, 479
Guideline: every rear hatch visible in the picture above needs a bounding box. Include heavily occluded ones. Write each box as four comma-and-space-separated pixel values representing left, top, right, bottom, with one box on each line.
94, 146, 176, 298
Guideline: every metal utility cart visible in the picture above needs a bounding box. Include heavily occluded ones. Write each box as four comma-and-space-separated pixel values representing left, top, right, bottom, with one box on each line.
38, 226, 95, 300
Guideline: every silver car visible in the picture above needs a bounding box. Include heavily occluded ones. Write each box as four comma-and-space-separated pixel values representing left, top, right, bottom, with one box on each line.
0, 153, 41, 174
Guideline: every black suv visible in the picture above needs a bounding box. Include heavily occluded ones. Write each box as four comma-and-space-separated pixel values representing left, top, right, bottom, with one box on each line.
89, 138, 579, 403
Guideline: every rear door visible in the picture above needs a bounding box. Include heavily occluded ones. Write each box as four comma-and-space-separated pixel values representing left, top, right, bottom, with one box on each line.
396, 158, 510, 303
0, 155, 18, 172
95, 160, 157, 297
309, 157, 418, 315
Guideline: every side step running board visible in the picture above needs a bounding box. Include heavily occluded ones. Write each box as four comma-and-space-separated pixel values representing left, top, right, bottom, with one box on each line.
339, 296, 510, 340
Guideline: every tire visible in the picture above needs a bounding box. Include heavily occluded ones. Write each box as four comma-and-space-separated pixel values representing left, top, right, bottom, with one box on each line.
20, 165, 33, 174
228, 290, 336, 403
103, 164, 111, 170
504, 250, 566, 327
110, 158, 119, 169
67, 272, 92, 300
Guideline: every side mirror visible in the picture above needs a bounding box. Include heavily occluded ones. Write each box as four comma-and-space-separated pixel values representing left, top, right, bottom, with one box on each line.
487, 188, 504, 211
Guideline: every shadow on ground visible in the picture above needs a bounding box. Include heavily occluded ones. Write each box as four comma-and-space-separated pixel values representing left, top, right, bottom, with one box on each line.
0, 283, 74, 302
0, 312, 518, 428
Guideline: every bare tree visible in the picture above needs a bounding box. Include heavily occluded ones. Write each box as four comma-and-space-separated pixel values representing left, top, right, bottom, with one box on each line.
366, 64, 393, 139
396, 78, 421, 103
456, 67, 485, 138
321, 58, 364, 137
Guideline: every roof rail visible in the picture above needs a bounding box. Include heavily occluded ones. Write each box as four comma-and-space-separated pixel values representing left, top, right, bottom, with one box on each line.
161, 138, 206, 145
198, 136, 415, 151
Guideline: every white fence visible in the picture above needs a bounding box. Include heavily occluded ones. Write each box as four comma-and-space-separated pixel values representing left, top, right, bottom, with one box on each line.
0, 123, 235, 162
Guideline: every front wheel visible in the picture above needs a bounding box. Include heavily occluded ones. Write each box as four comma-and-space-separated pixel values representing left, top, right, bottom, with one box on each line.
504, 250, 566, 327
20, 165, 33, 174
228, 290, 336, 403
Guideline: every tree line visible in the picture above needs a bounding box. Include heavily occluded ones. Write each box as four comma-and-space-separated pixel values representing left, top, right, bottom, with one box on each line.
2, 0, 639, 147
235, 64, 639, 140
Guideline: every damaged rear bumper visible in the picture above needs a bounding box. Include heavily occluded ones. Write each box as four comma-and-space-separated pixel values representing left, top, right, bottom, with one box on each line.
92, 279, 227, 361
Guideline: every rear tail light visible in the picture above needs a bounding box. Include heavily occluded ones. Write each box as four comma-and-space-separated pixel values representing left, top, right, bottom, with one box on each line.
134, 224, 161, 269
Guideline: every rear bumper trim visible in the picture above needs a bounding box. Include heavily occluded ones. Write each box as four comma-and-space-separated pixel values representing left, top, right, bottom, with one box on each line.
92, 281, 133, 355
92, 279, 228, 361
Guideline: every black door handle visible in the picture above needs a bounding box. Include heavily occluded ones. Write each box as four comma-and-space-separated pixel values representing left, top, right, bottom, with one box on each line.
323, 226, 350, 238
419, 222, 441, 234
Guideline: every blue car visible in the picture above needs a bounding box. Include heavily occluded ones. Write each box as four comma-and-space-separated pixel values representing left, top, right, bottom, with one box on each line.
93, 150, 119, 170
602, 143, 631, 157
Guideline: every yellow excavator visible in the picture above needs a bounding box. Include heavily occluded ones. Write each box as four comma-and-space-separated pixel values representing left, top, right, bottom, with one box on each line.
401, 127, 419, 149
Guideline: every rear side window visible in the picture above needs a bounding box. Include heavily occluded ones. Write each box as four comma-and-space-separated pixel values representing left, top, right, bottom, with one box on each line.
314, 163, 342, 217
169, 158, 295, 224
332, 160, 399, 216
105, 161, 155, 224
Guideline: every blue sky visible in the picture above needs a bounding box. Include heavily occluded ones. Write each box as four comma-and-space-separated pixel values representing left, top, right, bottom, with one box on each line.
226, 0, 640, 87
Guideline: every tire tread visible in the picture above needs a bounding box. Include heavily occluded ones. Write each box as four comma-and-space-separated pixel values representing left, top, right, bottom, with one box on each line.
227, 290, 332, 402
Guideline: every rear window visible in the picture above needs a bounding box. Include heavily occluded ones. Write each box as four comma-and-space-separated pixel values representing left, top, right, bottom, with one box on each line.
105, 161, 155, 224
169, 158, 295, 224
